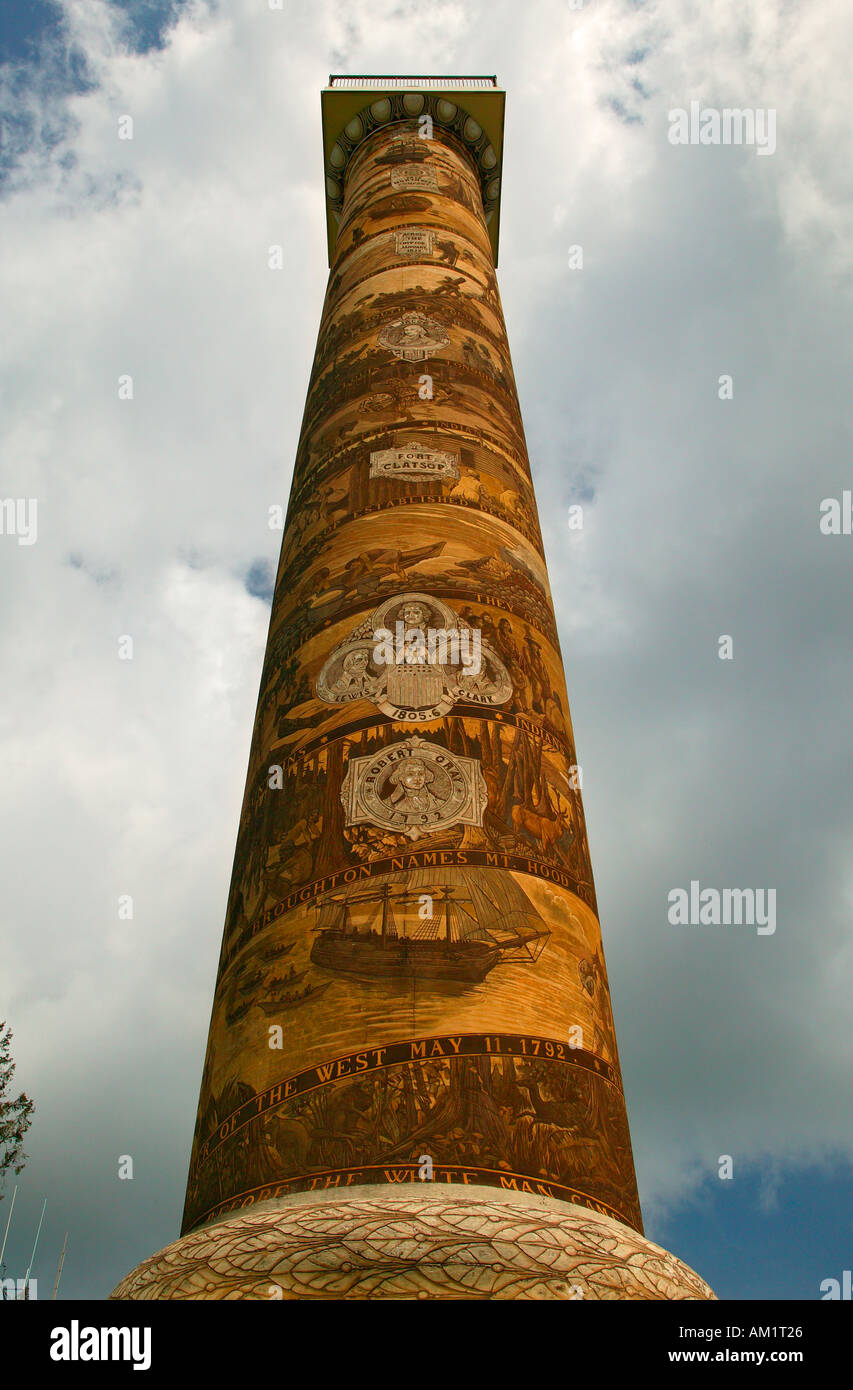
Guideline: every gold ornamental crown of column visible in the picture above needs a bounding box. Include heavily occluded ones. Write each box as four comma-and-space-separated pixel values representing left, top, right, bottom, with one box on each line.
113, 76, 714, 1301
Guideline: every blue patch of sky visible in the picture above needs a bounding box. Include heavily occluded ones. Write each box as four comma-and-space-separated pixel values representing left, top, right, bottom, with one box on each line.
569, 475, 597, 504
0, 0, 187, 68
648, 1162, 853, 1300
0, 0, 63, 64
108, 0, 194, 56
0, 1, 191, 183
65, 553, 117, 584
245, 560, 275, 604
605, 96, 642, 126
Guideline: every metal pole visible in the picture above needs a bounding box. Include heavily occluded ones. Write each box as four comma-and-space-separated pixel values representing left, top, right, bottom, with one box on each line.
0, 1184, 18, 1272
22, 1198, 46, 1300
52, 1232, 68, 1301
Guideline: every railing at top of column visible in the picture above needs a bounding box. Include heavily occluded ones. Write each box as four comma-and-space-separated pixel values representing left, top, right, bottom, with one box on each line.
328, 76, 498, 90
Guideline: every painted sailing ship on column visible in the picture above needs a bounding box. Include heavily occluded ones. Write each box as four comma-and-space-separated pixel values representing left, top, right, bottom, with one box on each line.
310, 867, 550, 981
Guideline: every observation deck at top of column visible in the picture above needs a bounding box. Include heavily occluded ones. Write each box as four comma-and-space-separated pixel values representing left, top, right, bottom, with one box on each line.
321, 75, 506, 266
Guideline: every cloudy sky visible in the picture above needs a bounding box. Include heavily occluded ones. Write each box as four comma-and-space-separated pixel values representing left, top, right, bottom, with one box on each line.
1, 0, 850, 1301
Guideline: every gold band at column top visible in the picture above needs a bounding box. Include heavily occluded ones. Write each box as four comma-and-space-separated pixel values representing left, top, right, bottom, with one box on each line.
321, 78, 506, 266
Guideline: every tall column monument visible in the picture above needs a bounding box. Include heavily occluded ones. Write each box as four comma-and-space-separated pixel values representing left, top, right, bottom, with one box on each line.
114, 77, 714, 1300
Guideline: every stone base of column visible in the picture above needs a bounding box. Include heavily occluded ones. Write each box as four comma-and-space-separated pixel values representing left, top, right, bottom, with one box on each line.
110, 1184, 715, 1300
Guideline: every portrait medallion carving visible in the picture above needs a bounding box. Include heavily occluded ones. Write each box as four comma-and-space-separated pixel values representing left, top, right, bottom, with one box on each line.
340, 734, 488, 840
377, 309, 449, 362
315, 592, 512, 721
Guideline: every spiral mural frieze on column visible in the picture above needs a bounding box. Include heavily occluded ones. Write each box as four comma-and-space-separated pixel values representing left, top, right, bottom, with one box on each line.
179, 118, 641, 1245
